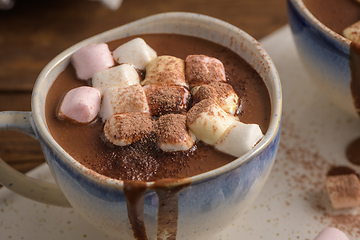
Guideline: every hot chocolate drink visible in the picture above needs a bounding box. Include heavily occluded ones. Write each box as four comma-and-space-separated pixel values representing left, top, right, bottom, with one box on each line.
46, 34, 271, 181
302, 0, 360, 35
45, 33, 271, 240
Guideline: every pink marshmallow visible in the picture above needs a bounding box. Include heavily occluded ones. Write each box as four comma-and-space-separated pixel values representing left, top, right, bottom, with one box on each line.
58, 86, 101, 123
71, 43, 114, 80
313, 228, 349, 240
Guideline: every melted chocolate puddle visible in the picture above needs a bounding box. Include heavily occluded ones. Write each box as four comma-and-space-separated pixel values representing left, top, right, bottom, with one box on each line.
346, 136, 360, 165
327, 165, 358, 176
124, 180, 190, 240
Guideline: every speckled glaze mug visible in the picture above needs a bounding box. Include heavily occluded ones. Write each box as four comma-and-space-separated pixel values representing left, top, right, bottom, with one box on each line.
287, 0, 358, 118
0, 12, 282, 240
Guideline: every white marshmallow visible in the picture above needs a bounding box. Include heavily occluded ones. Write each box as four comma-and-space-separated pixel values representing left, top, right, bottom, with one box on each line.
57, 86, 101, 123
185, 55, 226, 89
325, 174, 360, 209
191, 82, 239, 115
159, 131, 196, 152
343, 20, 360, 44
71, 43, 114, 80
186, 99, 238, 145
214, 121, 263, 157
141, 56, 186, 87
211, 82, 239, 115
313, 227, 349, 240
100, 84, 149, 121
113, 38, 157, 70
143, 84, 190, 116
103, 112, 154, 146
92, 64, 140, 96
157, 114, 196, 152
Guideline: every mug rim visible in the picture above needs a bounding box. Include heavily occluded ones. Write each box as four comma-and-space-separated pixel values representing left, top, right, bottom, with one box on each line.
289, 0, 351, 47
31, 12, 282, 188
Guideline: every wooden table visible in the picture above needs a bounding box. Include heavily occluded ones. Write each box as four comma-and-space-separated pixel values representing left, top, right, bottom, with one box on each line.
0, 0, 288, 173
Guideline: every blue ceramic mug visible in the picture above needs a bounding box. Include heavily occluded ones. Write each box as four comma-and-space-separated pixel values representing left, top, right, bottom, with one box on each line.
287, 0, 358, 118
0, 12, 282, 240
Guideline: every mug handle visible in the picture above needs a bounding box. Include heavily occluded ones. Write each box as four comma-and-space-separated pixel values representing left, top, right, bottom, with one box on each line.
0, 111, 71, 207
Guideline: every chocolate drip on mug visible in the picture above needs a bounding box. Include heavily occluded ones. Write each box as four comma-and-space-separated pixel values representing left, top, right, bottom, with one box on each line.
152, 179, 190, 240
350, 42, 360, 116
124, 179, 190, 240
156, 189, 179, 240
347, 43, 360, 165
124, 181, 149, 240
